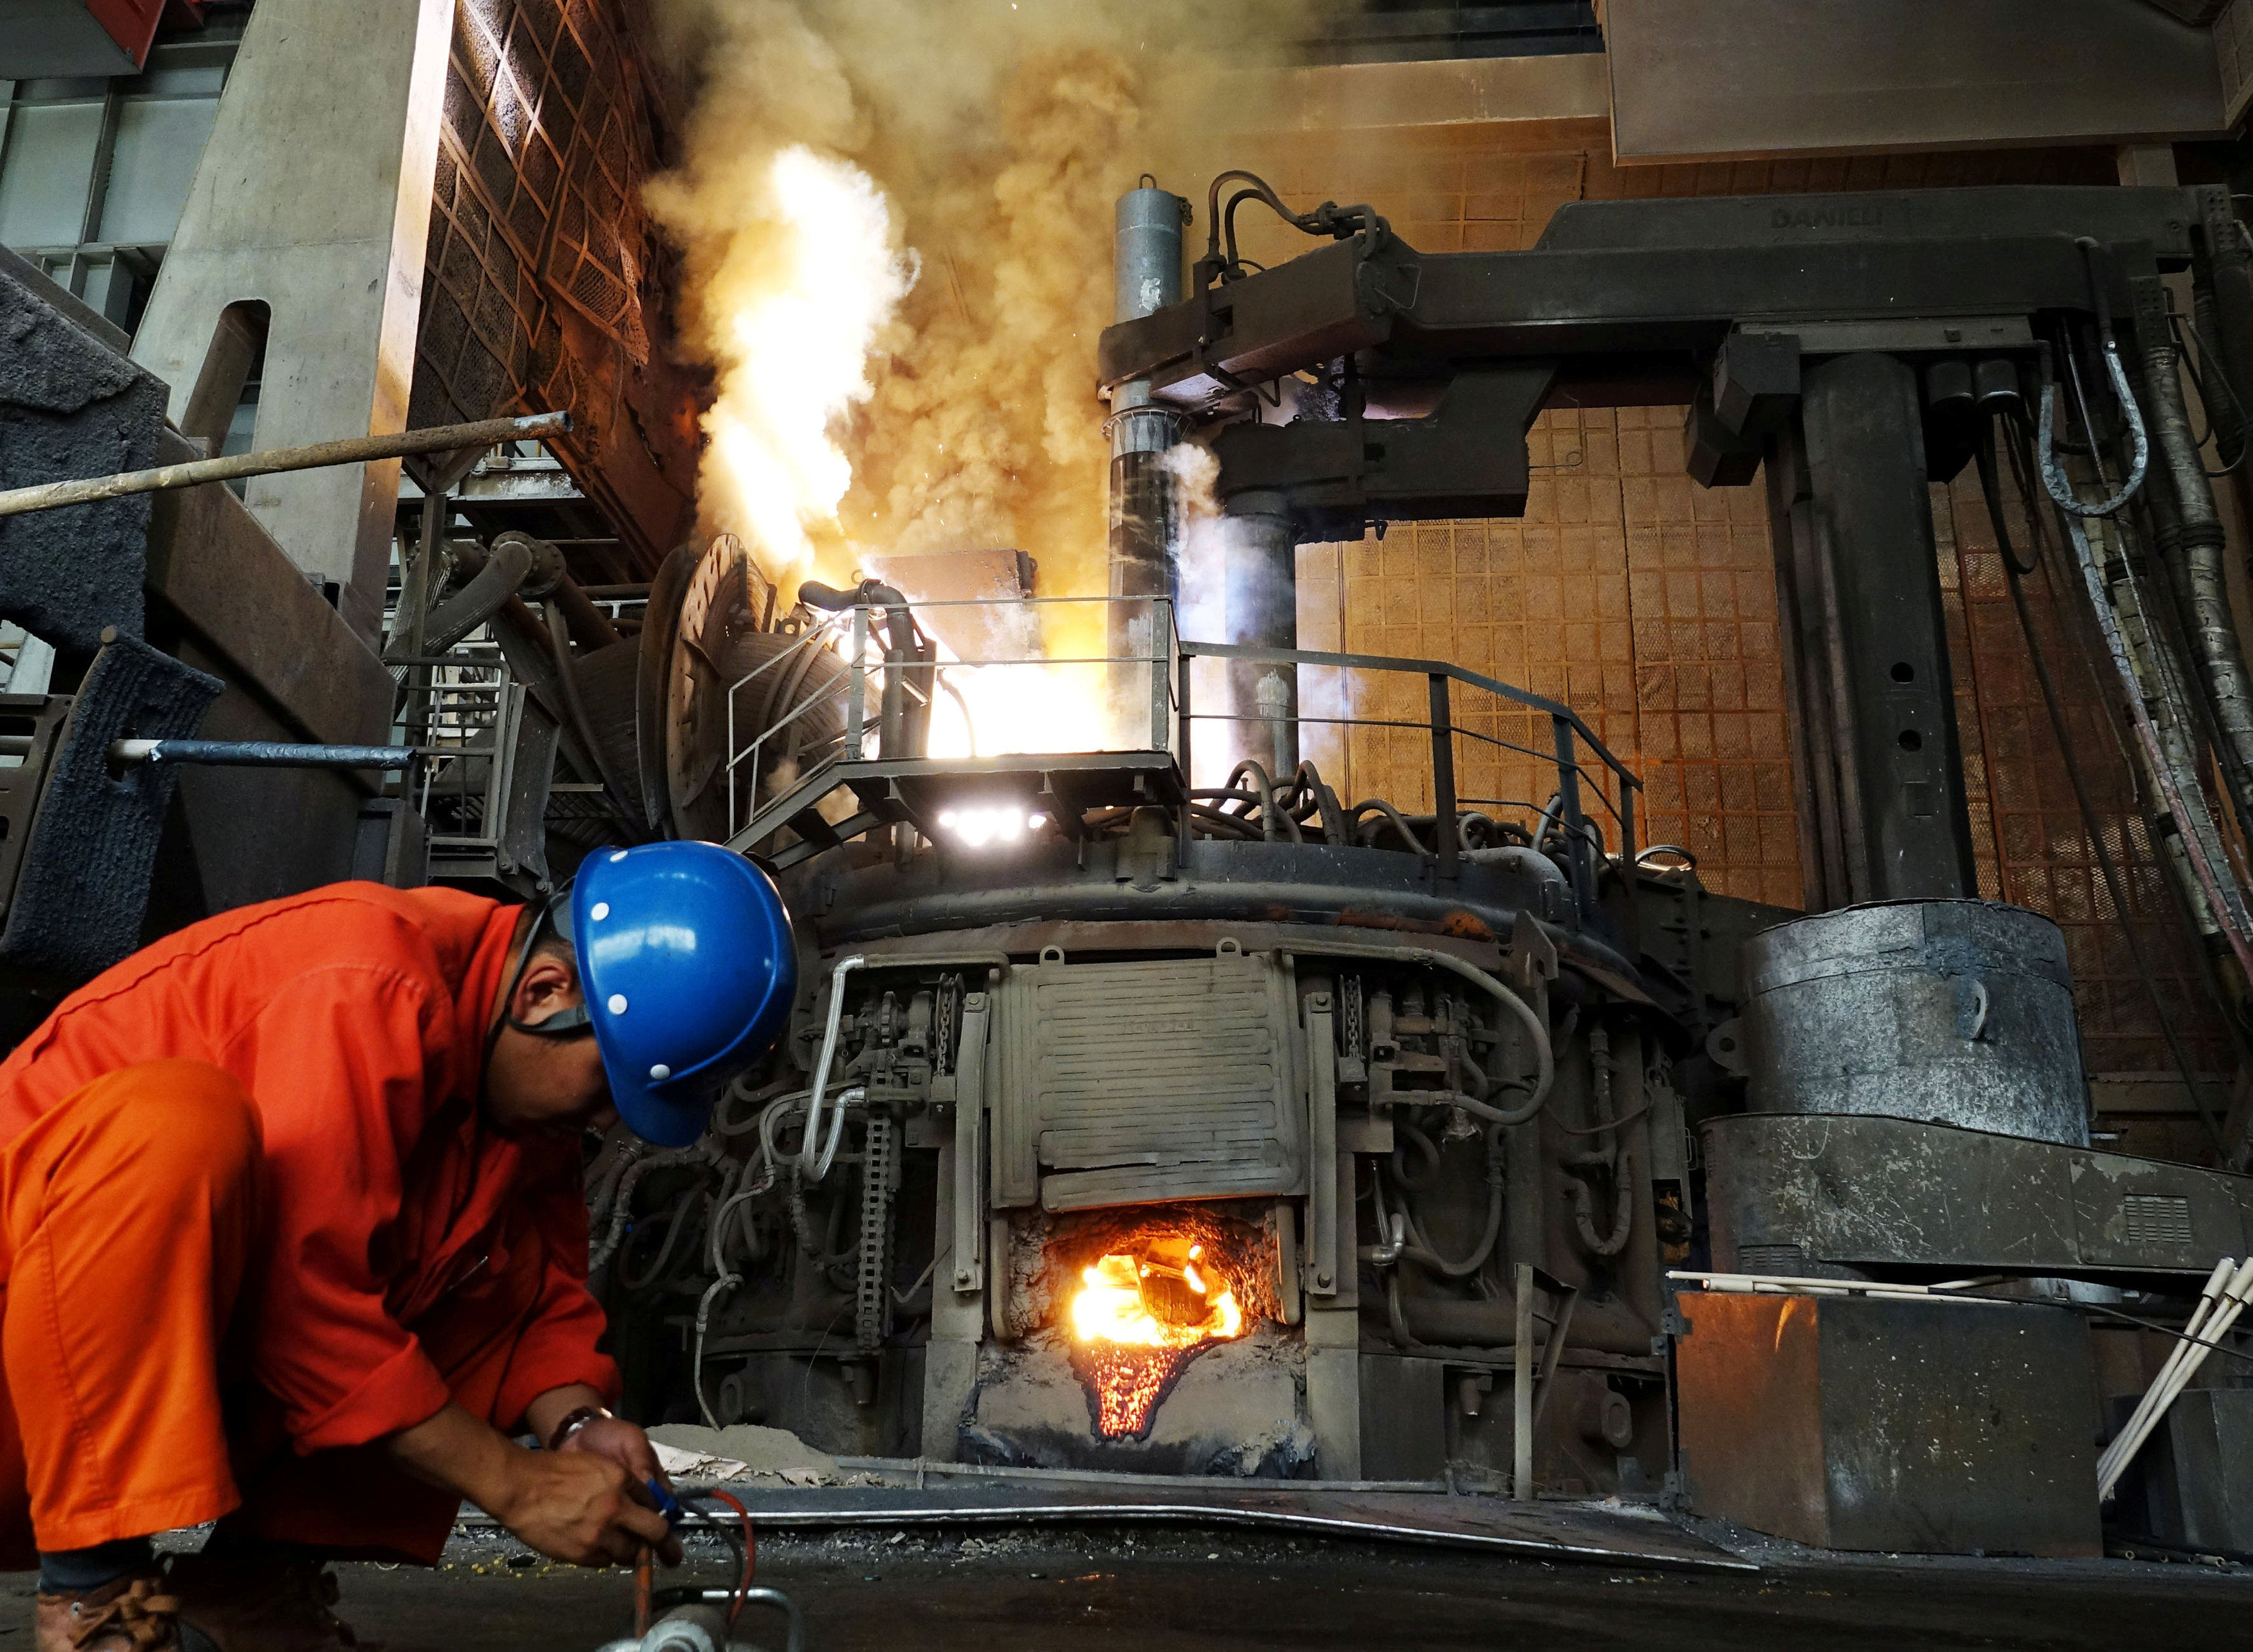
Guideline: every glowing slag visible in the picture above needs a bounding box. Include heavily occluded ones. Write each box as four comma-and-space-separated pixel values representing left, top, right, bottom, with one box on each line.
1068, 1238, 1244, 1438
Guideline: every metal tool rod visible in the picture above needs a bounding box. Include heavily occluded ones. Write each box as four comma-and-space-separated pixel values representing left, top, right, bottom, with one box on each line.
1513, 1261, 1536, 1501
1428, 673, 1457, 880
0, 411, 570, 518
108, 739, 414, 768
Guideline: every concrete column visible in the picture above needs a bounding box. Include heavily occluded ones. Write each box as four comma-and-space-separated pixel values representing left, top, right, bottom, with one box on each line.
131, 0, 453, 645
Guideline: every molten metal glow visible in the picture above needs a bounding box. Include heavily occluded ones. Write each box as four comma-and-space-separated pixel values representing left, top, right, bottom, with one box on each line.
934, 806, 1045, 847
1070, 1240, 1244, 1438
926, 658, 1112, 761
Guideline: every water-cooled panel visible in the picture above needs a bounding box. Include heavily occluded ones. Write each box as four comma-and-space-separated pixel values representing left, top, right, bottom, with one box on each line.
991, 955, 1308, 1211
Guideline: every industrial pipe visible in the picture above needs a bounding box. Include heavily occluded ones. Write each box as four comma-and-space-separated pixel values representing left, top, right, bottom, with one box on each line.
388, 534, 534, 663
2140, 320, 2253, 827
1108, 183, 1189, 740
105, 738, 413, 768
0, 411, 569, 517
2198, 200, 2253, 461
799, 579, 923, 760
1224, 493, 1300, 775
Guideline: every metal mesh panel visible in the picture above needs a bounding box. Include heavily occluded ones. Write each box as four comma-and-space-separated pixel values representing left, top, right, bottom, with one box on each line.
410, 0, 693, 567
1297, 408, 1795, 906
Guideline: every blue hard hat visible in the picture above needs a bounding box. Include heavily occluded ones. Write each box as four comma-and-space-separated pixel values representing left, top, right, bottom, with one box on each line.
556, 841, 798, 1147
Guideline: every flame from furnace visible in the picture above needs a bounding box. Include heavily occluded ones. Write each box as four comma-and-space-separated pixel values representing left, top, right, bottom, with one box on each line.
1070, 1239, 1244, 1438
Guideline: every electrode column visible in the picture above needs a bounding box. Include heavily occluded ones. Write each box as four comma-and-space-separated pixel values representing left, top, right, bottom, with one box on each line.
1225, 493, 1299, 776
1107, 185, 1187, 748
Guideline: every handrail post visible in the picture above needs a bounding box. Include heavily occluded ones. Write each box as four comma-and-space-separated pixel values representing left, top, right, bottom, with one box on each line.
1429, 673, 1458, 880
1621, 775, 1638, 871
1553, 714, 1590, 918
1177, 644, 1195, 860
1150, 597, 1172, 752
846, 604, 868, 757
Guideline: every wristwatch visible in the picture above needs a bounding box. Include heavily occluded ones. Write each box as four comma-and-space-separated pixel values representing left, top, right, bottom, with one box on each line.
547, 1404, 613, 1452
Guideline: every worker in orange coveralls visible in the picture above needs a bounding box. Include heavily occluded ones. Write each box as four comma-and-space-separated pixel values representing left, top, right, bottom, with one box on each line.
0, 842, 796, 1652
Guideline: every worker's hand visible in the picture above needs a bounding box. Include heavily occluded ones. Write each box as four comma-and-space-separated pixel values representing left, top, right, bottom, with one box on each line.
493, 1448, 677, 1568
556, 1415, 684, 1565
556, 1412, 669, 1491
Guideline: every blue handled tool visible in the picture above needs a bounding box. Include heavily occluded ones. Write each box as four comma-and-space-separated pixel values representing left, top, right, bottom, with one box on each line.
644, 1478, 685, 1531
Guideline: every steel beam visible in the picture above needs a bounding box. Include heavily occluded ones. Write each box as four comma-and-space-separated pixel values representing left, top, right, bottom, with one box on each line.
1773, 353, 1977, 905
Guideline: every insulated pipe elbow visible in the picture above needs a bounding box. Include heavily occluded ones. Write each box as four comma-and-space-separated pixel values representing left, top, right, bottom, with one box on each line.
390, 534, 533, 661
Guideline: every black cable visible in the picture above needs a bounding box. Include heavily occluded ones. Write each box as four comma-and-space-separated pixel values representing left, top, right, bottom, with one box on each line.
621, 1185, 707, 1292
1390, 1117, 1441, 1191
2168, 306, 2248, 474
1985, 411, 2230, 1156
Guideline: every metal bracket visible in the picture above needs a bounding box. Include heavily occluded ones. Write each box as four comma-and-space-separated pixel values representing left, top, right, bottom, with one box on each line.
951, 990, 991, 1295
1304, 992, 1339, 1297
1513, 1261, 1580, 1502
1504, 915, 1559, 1003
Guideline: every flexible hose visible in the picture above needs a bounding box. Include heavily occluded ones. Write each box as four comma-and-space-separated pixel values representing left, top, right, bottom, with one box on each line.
588, 1145, 712, 1275
2039, 337, 2148, 517
1390, 1117, 1442, 1189
1395, 1124, 1506, 1279
1565, 1023, 1632, 1257
799, 956, 866, 1180
619, 1184, 706, 1291
692, 1272, 740, 1429
1224, 758, 1296, 842
1567, 1156, 1635, 1259
1349, 797, 1431, 857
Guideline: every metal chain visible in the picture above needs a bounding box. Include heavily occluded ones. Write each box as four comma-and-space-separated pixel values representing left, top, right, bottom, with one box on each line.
854, 1113, 899, 1354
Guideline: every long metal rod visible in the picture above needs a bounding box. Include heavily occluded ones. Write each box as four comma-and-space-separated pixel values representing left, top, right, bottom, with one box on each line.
108, 739, 414, 768
0, 411, 570, 517
1427, 673, 1457, 880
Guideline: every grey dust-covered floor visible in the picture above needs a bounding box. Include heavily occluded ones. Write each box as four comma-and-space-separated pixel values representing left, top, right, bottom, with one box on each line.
8, 1519, 2241, 1652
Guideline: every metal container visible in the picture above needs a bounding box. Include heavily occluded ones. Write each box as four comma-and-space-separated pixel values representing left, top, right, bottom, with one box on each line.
1742, 899, 2088, 1147
1676, 1290, 2101, 1557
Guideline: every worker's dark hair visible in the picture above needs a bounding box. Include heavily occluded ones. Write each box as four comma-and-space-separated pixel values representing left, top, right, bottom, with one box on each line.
497, 898, 593, 1043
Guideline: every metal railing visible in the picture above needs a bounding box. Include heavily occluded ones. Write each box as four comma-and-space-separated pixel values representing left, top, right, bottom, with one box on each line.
400, 650, 518, 875
720, 593, 1641, 917
1175, 640, 1641, 920
723, 594, 1177, 840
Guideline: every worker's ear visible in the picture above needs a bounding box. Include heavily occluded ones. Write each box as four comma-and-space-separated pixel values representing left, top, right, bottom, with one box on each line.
512, 948, 584, 1019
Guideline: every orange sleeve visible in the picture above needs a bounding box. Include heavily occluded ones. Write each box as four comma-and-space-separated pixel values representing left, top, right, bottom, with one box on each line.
491, 1169, 622, 1433
223, 965, 455, 1452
